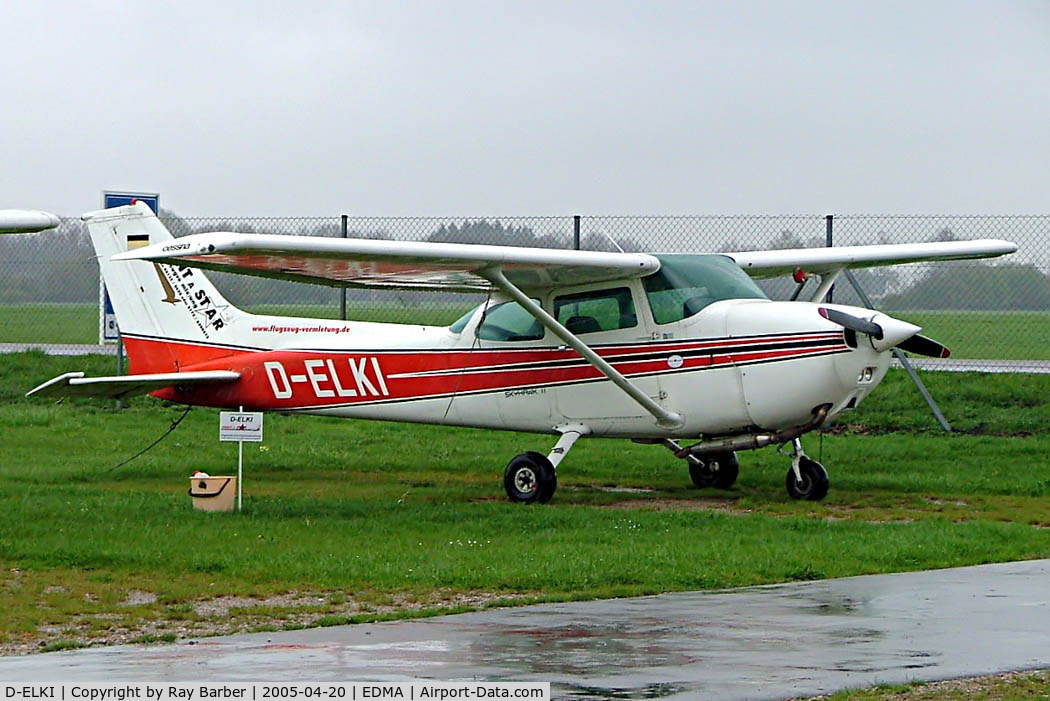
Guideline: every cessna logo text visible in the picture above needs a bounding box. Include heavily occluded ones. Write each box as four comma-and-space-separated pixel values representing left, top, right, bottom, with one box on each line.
264, 358, 390, 399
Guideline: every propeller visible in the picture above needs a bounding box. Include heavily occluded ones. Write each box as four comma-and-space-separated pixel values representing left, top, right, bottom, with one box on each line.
817, 307, 950, 358
817, 307, 883, 339
897, 333, 951, 359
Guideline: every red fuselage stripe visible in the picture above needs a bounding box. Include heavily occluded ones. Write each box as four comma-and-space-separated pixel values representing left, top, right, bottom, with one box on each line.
133, 333, 849, 410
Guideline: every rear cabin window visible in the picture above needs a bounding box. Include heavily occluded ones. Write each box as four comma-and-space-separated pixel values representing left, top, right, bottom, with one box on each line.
553, 287, 637, 335
476, 300, 544, 341
644, 254, 768, 325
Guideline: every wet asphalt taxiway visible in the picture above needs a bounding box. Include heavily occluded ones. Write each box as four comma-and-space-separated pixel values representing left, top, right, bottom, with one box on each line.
2, 559, 1050, 699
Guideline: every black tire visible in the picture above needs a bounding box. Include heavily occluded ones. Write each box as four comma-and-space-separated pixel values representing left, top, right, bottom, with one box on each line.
786, 457, 829, 501
688, 451, 739, 490
504, 451, 557, 504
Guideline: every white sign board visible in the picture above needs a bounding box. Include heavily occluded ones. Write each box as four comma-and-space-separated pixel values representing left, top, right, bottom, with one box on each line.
219, 411, 263, 442
100, 191, 160, 344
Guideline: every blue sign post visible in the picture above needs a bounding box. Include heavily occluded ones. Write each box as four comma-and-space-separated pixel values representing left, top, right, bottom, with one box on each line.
100, 191, 159, 389
100, 191, 159, 344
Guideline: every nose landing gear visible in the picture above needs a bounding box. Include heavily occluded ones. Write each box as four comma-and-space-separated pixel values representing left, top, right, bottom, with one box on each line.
658, 439, 739, 490
785, 438, 828, 501
687, 451, 739, 490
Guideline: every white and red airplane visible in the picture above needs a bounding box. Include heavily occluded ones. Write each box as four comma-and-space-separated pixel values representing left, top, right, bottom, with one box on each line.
29, 202, 1016, 503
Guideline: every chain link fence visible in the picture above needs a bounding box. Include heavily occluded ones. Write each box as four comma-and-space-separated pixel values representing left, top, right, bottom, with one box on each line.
1, 212, 1046, 367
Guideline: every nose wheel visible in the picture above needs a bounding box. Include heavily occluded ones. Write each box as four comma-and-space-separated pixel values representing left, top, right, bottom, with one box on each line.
785, 439, 828, 501
656, 440, 740, 491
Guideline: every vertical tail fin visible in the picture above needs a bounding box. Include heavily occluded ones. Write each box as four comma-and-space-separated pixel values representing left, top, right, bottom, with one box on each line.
85, 202, 250, 373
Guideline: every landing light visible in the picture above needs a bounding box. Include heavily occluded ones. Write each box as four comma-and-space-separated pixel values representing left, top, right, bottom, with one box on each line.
857, 367, 875, 383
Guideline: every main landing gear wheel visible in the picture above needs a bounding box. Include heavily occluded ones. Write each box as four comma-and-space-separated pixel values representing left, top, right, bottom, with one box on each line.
504, 451, 557, 504
688, 451, 739, 490
786, 456, 829, 501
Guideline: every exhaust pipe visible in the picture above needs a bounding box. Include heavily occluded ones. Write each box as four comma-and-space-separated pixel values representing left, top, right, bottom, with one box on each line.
675, 404, 831, 459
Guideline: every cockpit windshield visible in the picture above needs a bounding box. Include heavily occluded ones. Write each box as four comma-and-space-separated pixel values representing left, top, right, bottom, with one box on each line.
643, 254, 768, 324
449, 254, 767, 334
449, 307, 475, 334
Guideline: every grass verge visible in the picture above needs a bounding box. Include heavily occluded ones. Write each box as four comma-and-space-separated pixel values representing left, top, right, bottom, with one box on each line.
807, 669, 1050, 699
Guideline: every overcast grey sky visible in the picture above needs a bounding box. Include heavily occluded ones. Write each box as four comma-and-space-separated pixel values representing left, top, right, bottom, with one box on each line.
2, 1, 1049, 216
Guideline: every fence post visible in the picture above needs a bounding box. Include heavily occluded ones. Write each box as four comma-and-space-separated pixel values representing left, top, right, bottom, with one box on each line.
573, 215, 581, 250
340, 214, 348, 321
825, 214, 834, 303
115, 334, 124, 410
843, 269, 952, 432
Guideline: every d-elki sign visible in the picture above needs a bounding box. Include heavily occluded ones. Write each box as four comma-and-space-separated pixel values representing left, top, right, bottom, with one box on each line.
219, 411, 263, 442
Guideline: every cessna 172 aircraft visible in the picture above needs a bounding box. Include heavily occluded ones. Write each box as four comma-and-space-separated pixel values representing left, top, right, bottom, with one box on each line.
29, 202, 1016, 503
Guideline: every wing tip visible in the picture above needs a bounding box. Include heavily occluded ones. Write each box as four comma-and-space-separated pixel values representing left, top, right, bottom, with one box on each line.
26, 371, 86, 398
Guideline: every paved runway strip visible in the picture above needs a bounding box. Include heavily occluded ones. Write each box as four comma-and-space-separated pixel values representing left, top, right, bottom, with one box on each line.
1, 560, 1049, 699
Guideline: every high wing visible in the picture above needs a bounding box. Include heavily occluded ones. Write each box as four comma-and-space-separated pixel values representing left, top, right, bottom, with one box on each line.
27, 370, 240, 400
115, 230, 1016, 289
113, 232, 659, 291
725, 239, 1018, 279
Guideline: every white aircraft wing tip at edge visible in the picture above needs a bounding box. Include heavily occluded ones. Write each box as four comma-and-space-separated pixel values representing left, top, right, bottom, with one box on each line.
0, 209, 62, 234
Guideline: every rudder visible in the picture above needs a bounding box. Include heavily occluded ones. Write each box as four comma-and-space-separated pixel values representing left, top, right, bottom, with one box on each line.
84, 202, 249, 373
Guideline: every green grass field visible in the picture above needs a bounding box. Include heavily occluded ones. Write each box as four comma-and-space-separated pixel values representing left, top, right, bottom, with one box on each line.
888, 309, 1050, 361
1, 303, 1047, 359
2, 351, 1050, 654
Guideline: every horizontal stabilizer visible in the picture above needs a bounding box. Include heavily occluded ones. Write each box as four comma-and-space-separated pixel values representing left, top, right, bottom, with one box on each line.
27, 370, 240, 399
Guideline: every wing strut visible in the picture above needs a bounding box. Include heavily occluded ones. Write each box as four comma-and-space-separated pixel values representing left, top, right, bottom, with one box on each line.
481, 267, 684, 429
807, 268, 843, 303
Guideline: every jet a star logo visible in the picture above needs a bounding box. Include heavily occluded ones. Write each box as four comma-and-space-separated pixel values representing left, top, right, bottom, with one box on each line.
155, 264, 180, 304
155, 264, 230, 337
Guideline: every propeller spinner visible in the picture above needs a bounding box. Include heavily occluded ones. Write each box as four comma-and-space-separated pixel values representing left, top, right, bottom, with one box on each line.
818, 307, 950, 358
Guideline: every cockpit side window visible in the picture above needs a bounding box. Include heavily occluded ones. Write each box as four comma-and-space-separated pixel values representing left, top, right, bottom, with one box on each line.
644, 255, 768, 325
476, 300, 545, 341
553, 287, 637, 334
